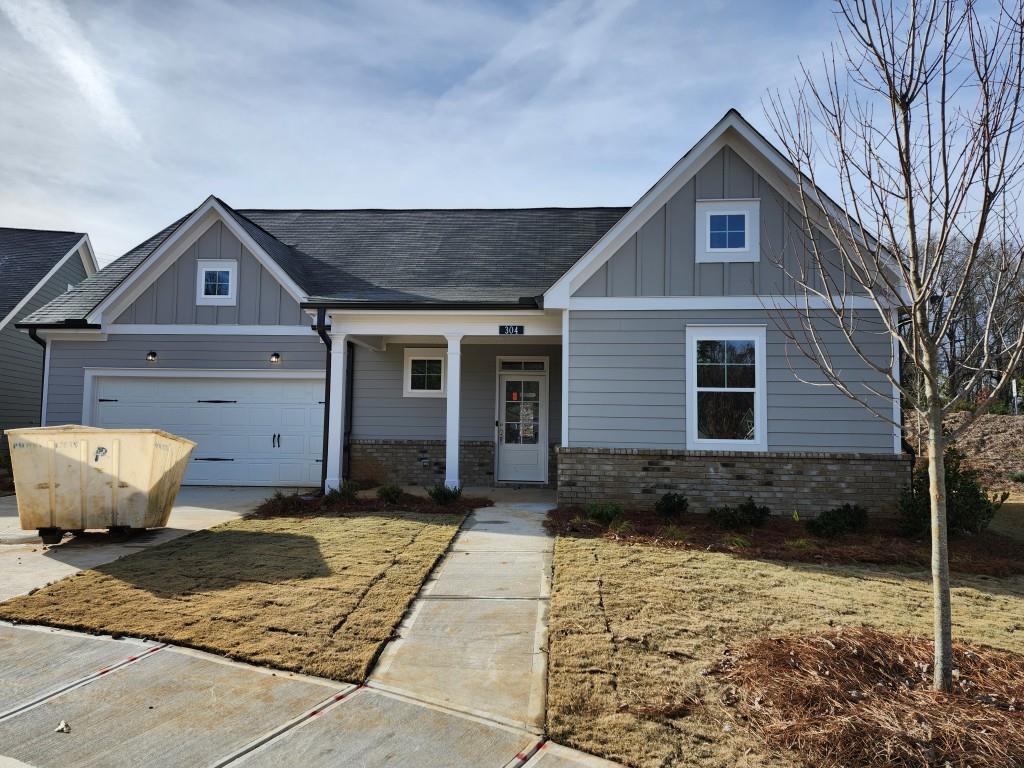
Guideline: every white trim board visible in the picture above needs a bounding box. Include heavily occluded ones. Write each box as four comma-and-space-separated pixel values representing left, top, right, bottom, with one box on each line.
0, 236, 92, 332
105, 324, 317, 336
567, 295, 884, 311
89, 197, 307, 325
81, 368, 326, 426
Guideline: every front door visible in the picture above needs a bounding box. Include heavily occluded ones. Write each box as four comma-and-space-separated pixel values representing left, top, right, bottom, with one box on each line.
497, 373, 546, 482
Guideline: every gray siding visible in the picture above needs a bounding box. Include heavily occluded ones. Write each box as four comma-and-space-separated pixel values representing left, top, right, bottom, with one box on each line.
44, 333, 326, 425
1, 251, 90, 449
574, 146, 850, 298
351, 344, 561, 444
568, 310, 894, 453
114, 221, 306, 326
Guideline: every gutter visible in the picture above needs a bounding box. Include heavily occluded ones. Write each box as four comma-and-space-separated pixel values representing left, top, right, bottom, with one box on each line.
314, 308, 332, 494
15, 319, 101, 330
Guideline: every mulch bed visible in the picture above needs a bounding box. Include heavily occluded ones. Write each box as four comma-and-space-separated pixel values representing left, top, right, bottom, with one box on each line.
255, 490, 493, 519
545, 506, 1024, 576
718, 627, 1024, 767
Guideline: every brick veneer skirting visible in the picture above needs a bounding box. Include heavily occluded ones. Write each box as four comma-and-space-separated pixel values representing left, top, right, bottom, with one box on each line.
556, 447, 911, 517
349, 439, 559, 488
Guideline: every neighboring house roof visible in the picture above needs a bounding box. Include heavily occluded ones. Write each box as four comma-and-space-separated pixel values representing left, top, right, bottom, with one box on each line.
20, 204, 628, 325
0, 227, 94, 330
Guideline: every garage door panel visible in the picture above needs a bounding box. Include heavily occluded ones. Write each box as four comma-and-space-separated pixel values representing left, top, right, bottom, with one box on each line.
92, 376, 323, 486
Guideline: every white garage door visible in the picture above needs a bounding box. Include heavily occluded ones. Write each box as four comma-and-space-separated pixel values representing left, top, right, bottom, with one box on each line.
92, 375, 324, 486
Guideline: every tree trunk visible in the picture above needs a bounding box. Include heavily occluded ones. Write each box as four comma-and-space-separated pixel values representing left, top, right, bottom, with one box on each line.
924, 391, 953, 692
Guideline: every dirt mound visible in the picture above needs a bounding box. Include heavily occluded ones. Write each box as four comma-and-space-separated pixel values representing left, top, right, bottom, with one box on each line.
719, 627, 1024, 767
905, 412, 1024, 494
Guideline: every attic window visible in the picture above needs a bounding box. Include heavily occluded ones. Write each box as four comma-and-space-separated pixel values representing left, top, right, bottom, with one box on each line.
695, 200, 760, 263
196, 260, 237, 306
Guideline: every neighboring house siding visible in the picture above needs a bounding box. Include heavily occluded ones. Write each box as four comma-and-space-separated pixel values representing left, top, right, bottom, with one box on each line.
351, 343, 562, 444
573, 146, 847, 298
113, 221, 306, 325
567, 309, 893, 453
0, 252, 89, 451
44, 334, 325, 425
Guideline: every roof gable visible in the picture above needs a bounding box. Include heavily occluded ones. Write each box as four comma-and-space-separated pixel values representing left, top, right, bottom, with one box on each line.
0, 228, 93, 330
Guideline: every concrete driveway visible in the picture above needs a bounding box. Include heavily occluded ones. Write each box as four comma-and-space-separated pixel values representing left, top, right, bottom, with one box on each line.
0, 486, 298, 601
0, 494, 620, 767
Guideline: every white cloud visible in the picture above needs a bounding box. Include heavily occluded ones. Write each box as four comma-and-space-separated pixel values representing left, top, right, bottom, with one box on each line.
0, 0, 141, 147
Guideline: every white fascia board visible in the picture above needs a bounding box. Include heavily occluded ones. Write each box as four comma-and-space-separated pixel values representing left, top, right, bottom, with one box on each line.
0, 235, 92, 332
35, 329, 107, 342
568, 295, 889, 311
90, 196, 307, 326
329, 310, 562, 338
79, 235, 99, 275
105, 324, 317, 336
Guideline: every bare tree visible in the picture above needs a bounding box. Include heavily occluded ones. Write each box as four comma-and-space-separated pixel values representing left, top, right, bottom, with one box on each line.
766, 0, 1024, 692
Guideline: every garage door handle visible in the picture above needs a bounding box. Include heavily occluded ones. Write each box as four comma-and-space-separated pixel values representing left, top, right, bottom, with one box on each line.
194, 457, 235, 462
98, 398, 118, 402
197, 399, 237, 404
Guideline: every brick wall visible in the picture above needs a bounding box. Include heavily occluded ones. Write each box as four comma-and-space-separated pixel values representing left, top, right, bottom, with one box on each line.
349, 439, 559, 488
556, 447, 911, 517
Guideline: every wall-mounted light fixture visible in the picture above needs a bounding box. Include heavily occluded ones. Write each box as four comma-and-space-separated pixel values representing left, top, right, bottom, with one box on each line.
146, 351, 158, 363
269, 352, 281, 364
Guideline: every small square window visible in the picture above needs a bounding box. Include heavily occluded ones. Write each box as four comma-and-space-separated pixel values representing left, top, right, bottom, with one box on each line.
403, 348, 446, 398
696, 200, 759, 263
196, 259, 237, 306
708, 213, 746, 250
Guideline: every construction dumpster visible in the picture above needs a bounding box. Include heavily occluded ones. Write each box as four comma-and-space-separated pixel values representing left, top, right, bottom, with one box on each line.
5, 425, 196, 544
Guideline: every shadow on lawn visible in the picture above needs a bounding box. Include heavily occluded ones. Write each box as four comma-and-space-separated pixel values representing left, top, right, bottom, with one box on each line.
76, 528, 332, 598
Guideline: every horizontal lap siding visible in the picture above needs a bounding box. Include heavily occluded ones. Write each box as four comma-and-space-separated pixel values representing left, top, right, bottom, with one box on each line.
351, 344, 561, 443
568, 309, 894, 453
45, 334, 326, 426
1, 254, 90, 448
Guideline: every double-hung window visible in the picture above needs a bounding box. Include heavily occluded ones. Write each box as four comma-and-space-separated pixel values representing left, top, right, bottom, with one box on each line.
686, 326, 767, 451
403, 348, 446, 398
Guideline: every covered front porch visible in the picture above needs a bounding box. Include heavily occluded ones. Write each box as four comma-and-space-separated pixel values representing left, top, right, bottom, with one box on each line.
321, 309, 566, 491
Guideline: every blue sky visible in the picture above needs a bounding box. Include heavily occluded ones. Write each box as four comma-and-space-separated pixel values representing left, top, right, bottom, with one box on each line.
0, 0, 836, 265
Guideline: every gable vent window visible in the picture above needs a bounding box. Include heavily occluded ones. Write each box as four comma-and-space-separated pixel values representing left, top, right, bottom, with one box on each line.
196, 259, 237, 306
403, 348, 446, 398
696, 200, 760, 263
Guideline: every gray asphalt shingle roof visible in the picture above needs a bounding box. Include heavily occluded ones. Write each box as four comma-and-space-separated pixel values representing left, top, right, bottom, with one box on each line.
20, 202, 627, 325
0, 228, 86, 323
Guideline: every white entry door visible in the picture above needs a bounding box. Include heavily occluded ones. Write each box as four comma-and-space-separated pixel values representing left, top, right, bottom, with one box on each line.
91, 375, 324, 486
497, 373, 546, 482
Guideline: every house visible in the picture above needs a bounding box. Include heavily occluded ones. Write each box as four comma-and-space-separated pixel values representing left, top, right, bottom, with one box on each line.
16, 111, 909, 514
0, 228, 97, 456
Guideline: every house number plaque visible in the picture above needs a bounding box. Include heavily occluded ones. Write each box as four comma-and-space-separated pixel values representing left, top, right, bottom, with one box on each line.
499, 325, 525, 335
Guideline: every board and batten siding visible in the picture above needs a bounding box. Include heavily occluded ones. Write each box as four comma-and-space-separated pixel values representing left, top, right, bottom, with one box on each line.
44, 334, 326, 426
351, 343, 561, 444
568, 310, 894, 453
573, 146, 848, 298
113, 221, 306, 326
1, 252, 90, 450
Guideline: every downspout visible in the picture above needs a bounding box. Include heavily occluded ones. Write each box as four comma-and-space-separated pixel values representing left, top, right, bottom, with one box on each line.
315, 309, 332, 494
28, 328, 47, 430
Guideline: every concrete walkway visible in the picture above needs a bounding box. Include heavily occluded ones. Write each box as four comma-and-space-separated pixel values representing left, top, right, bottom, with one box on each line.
0, 496, 621, 767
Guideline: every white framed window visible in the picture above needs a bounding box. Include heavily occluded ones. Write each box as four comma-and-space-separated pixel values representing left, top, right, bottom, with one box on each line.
196, 259, 237, 306
685, 325, 767, 451
695, 199, 760, 263
403, 347, 446, 398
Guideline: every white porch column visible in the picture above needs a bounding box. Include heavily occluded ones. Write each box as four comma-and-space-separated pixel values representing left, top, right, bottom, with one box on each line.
444, 333, 463, 489
325, 332, 347, 491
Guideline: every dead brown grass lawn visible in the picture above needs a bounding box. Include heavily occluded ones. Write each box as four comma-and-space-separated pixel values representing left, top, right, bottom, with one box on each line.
0, 511, 463, 682
547, 537, 1024, 768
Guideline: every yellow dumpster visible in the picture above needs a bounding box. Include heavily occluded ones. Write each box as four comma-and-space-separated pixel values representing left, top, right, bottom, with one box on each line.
5, 425, 196, 544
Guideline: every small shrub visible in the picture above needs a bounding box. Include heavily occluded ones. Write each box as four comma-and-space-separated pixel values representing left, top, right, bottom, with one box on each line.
708, 497, 771, 530
785, 537, 818, 550
585, 501, 622, 526
610, 519, 635, 536
376, 484, 403, 504
899, 446, 1008, 536
426, 483, 462, 505
721, 533, 752, 548
324, 479, 359, 504
654, 493, 688, 521
1010, 470, 1024, 483
806, 503, 869, 539
661, 525, 687, 542
262, 490, 305, 516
